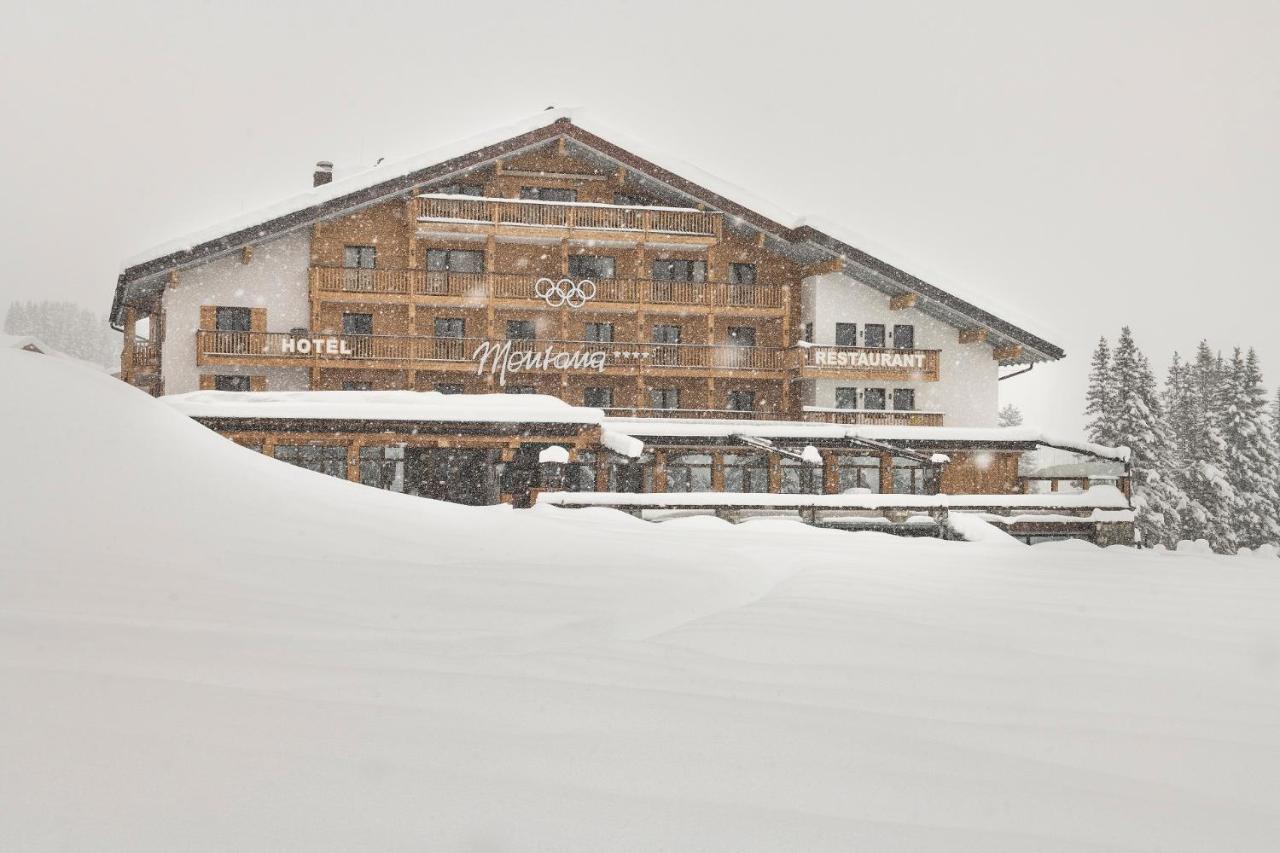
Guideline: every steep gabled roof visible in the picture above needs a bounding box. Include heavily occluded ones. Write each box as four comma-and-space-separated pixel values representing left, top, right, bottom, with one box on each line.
111, 109, 1064, 363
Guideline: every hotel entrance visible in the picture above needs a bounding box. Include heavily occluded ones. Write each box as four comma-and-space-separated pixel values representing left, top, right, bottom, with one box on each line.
406, 448, 499, 505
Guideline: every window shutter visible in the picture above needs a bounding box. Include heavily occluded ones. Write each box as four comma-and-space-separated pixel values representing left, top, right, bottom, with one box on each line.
199, 374, 215, 390
199, 306, 217, 330
250, 376, 266, 392
250, 308, 267, 332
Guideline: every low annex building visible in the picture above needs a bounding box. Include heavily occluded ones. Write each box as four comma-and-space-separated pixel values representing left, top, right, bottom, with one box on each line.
110, 110, 1131, 543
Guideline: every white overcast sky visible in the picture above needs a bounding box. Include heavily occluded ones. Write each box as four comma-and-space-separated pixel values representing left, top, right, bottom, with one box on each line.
1, 0, 1276, 432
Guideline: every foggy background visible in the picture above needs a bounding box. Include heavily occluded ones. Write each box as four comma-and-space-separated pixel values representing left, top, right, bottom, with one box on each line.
1, 0, 1276, 432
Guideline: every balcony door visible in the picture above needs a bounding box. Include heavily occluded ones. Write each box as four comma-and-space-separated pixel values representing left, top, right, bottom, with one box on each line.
215, 307, 252, 354
425, 249, 485, 295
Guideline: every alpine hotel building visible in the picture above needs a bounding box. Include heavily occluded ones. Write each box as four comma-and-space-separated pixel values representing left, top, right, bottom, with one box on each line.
110, 111, 1133, 544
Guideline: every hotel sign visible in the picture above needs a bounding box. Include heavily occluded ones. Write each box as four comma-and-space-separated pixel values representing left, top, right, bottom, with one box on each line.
472, 340, 614, 386
280, 336, 354, 355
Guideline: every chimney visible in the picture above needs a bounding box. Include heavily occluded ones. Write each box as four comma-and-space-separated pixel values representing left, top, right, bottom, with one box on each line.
313, 161, 333, 187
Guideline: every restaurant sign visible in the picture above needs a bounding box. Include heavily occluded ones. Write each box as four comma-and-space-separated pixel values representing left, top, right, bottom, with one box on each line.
812, 349, 927, 369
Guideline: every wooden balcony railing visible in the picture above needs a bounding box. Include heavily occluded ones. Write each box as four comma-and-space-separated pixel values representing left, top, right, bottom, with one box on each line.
197, 331, 790, 371
414, 195, 721, 238
311, 268, 786, 309
800, 408, 944, 427
794, 345, 941, 381
130, 339, 159, 370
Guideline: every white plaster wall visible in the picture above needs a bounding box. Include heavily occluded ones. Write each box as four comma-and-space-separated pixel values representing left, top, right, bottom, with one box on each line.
802, 272, 999, 427
160, 231, 312, 395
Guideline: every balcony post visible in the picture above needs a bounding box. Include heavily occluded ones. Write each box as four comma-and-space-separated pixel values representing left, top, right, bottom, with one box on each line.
121, 306, 137, 379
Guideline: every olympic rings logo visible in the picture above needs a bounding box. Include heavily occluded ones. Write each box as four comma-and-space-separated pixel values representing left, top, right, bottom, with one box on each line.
534, 277, 597, 308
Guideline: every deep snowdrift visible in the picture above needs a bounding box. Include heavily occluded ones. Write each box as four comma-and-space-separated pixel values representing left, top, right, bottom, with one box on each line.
3, 347, 1280, 852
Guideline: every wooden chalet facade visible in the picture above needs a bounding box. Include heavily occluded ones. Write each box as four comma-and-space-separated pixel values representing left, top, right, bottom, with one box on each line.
110, 111, 1131, 542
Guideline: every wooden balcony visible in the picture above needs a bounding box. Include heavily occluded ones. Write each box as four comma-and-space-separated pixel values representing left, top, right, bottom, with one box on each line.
413, 195, 722, 245
800, 408, 944, 427
793, 345, 941, 382
311, 268, 786, 311
196, 330, 789, 376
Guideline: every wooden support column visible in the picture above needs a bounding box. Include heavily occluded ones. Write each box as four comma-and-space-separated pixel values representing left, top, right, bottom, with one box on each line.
879, 452, 894, 494
595, 453, 610, 491
711, 451, 725, 492
485, 235, 497, 340
653, 450, 668, 493
767, 455, 782, 494
345, 441, 361, 482
822, 451, 839, 495
121, 306, 138, 379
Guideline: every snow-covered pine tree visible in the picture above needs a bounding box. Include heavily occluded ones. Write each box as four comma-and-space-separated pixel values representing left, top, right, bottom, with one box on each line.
1222, 349, 1280, 549
1173, 342, 1237, 552
1109, 327, 1183, 548
1084, 336, 1117, 447
997, 404, 1023, 427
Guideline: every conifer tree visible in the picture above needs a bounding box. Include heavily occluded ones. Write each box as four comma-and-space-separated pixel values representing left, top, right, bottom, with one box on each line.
1108, 328, 1183, 547
1173, 342, 1236, 551
997, 404, 1023, 428
1084, 336, 1117, 447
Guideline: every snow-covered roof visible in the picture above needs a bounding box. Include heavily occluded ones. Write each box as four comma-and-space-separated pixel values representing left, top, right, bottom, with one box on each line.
539, 485, 1132, 511
1026, 461, 1127, 478
2, 334, 49, 353
163, 389, 605, 425
111, 109, 1064, 361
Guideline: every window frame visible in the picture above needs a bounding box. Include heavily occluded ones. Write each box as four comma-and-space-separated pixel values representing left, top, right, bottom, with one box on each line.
864, 323, 887, 349
213, 374, 251, 392
835, 322, 858, 347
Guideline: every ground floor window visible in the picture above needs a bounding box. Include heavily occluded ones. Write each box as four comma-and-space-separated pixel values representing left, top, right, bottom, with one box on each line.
893, 388, 916, 411
864, 388, 887, 410
780, 453, 820, 494
566, 452, 597, 492
609, 453, 654, 492
650, 388, 679, 410
837, 455, 881, 493
214, 374, 251, 392
835, 387, 858, 409
584, 386, 613, 408
723, 452, 769, 493
274, 444, 346, 478
359, 445, 405, 492
666, 452, 713, 492
892, 456, 931, 494
342, 381, 373, 391
726, 390, 755, 412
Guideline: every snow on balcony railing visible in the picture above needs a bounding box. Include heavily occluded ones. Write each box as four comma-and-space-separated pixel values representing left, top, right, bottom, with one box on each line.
413, 195, 721, 237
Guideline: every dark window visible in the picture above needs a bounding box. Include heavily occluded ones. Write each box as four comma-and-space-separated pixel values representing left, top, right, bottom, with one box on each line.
567, 451, 597, 492
359, 445, 406, 492
892, 457, 929, 495
584, 322, 614, 342
864, 388, 886, 410
837, 455, 881, 494
506, 320, 536, 341
864, 323, 886, 348
215, 307, 251, 332
343, 246, 376, 269
729, 263, 757, 285
505, 385, 537, 394
727, 326, 756, 347
892, 324, 915, 350
651, 324, 682, 344
435, 383, 464, 394
342, 381, 373, 391
519, 186, 576, 202
803, 322, 814, 344
726, 390, 755, 412
342, 313, 373, 336
666, 452, 713, 493
780, 455, 820, 494
723, 453, 768, 493
435, 182, 483, 196
651, 259, 706, 282
426, 249, 484, 273
568, 255, 616, 279
434, 317, 465, 338
835, 322, 857, 347
835, 387, 858, 409
274, 444, 347, 478
649, 388, 680, 410
893, 389, 916, 411
213, 374, 251, 392
584, 387, 613, 408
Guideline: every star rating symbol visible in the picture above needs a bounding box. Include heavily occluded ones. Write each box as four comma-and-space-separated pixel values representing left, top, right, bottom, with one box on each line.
610, 351, 652, 360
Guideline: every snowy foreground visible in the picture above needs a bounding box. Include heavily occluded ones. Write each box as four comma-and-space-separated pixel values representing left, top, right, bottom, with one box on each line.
3, 349, 1280, 852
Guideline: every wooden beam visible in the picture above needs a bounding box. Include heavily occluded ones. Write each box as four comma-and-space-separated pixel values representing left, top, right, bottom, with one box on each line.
993, 344, 1024, 362
240, 245, 253, 264
801, 257, 844, 278
167, 270, 180, 290
889, 293, 918, 311
958, 328, 988, 345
